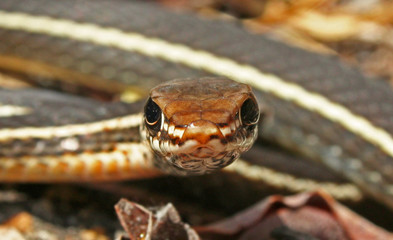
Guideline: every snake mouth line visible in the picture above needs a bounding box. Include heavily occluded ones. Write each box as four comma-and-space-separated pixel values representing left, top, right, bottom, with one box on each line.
189, 146, 216, 158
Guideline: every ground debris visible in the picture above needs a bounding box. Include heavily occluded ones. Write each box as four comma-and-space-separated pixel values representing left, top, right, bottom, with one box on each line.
0, 212, 109, 240
115, 198, 200, 240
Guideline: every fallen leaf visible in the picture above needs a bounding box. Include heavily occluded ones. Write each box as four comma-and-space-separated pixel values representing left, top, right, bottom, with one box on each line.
196, 191, 393, 240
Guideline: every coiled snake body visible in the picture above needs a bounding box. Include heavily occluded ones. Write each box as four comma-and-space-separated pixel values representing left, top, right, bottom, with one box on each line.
0, 0, 393, 213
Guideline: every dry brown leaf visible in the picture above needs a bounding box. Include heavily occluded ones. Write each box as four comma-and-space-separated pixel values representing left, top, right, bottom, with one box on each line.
196, 191, 393, 240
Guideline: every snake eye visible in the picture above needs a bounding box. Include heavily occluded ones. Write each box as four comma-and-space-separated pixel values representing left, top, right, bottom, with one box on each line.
240, 97, 259, 126
144, 97, 162, 134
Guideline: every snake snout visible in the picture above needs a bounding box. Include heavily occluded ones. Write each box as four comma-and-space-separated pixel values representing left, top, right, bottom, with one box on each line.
181, 120, 225, 145
174, 120, 226, 158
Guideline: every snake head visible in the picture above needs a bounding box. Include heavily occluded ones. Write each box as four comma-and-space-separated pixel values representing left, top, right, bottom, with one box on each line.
141, 77, 259, 175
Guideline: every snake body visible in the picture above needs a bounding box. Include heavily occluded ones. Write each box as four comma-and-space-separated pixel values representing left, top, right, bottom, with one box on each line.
0, 0, 393, 210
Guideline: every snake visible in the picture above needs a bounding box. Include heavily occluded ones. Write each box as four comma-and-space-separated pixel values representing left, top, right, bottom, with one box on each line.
0, 0, 393, 214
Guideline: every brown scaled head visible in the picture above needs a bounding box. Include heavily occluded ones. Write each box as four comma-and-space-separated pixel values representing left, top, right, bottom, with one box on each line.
142, 77, 259, 175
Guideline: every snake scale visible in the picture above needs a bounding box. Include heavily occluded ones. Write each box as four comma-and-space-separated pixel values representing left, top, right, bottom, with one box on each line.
0, 0, 393, 216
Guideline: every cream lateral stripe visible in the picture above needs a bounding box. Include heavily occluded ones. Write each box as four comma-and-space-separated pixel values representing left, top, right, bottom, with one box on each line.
0, 12, 392, 157
0, 104, 31, 117
0, 113, 142, 140
225, 159, 363, 201
0, 142, 161, 180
